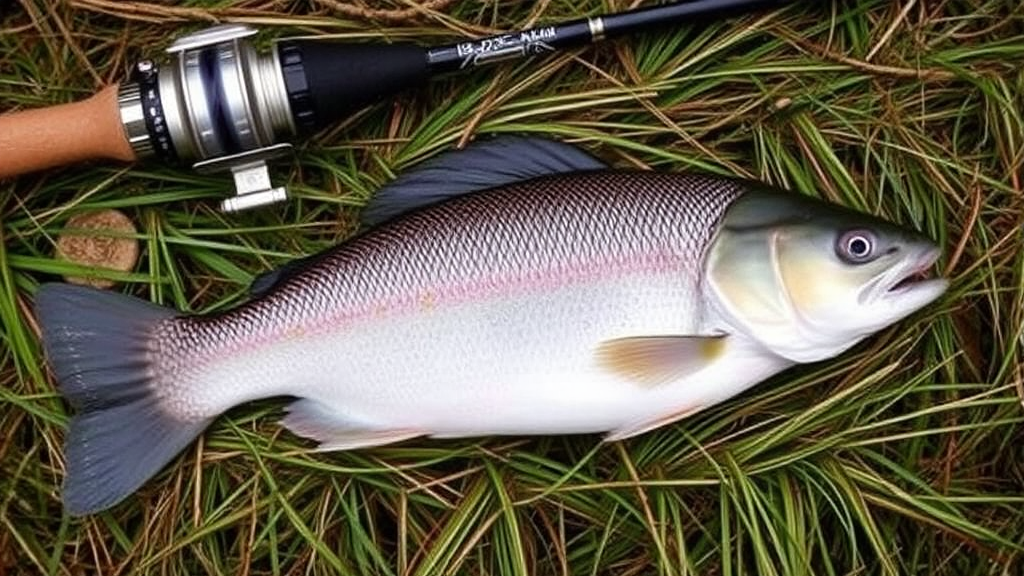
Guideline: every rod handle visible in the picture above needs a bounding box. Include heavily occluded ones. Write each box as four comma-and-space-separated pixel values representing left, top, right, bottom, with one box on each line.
278, 40, 429, 131
0, 85, 136, 180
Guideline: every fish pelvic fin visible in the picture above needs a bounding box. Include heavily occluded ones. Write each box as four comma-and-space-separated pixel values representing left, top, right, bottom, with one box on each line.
282, 399, 424, 451
604, 404, 705, 443
34, 283, 211, 516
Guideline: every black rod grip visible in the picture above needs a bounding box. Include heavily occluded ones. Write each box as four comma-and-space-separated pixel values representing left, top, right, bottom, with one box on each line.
278, 40, 430, 132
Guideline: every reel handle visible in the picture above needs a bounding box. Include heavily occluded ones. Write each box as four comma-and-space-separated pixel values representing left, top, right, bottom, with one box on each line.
0, 85, 137, 179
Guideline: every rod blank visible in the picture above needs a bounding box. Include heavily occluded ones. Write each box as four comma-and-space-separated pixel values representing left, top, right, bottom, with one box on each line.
425, 0, 790, 74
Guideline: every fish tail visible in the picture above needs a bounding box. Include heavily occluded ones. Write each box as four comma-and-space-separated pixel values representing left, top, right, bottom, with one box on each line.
34, 283, 212, 516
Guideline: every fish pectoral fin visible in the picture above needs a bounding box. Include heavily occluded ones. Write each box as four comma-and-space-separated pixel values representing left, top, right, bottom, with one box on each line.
603, 404, 705, 442
281, 399, 424, 451
596, 334, 728, 388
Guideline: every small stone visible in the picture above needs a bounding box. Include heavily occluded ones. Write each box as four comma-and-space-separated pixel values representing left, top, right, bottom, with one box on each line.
774, 97, 792, 110
55, 209, 139, 289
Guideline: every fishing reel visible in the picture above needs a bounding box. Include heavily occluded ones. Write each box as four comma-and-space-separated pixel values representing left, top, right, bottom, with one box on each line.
119, 24, 428, 212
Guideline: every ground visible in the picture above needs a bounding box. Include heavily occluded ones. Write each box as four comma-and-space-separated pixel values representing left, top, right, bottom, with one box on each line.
1, 1, 1022, 575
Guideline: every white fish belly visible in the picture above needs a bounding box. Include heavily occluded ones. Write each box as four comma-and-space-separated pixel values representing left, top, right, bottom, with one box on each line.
186, 271, 787, 438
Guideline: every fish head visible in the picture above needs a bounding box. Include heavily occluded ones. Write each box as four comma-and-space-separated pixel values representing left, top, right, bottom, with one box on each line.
705, 187, 947, 363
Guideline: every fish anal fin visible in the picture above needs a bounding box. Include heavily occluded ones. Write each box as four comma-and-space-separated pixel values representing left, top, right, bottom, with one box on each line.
596, 335, 728, 388
281, 399, 423, 451
316, 429, 424, 452
604, 404, 705, 442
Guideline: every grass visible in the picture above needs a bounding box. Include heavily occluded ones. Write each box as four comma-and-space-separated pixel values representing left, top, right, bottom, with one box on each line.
2, 0, 1023, 574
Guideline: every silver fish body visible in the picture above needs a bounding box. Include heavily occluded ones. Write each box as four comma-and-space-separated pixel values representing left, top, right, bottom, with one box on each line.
163, 172, 769, 435
35, 137, 947, 514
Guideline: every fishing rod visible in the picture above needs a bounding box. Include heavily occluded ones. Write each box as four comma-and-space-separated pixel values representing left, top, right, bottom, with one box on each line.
0, 0, 788, 212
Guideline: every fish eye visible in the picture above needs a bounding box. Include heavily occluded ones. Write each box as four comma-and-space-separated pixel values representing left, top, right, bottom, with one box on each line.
837, 229, 877, 263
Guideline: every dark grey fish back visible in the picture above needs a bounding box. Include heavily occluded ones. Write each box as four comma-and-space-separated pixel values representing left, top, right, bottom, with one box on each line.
203, 172, 747, 333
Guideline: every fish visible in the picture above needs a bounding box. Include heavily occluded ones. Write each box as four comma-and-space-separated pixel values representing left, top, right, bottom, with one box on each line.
34, 136, 948, 515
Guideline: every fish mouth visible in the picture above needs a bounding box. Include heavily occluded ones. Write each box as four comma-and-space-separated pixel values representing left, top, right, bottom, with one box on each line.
885, 246, 944, 295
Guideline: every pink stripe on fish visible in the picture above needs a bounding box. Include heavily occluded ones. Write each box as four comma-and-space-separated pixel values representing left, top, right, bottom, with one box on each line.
208, 250, 683, 362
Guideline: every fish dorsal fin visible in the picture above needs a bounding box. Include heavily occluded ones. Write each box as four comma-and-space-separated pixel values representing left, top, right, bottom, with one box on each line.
596, 335, 729, 388
362, 135, 606, 226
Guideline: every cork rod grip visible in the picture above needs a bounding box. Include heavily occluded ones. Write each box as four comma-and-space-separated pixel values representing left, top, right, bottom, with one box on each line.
0, 85, 137, 179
